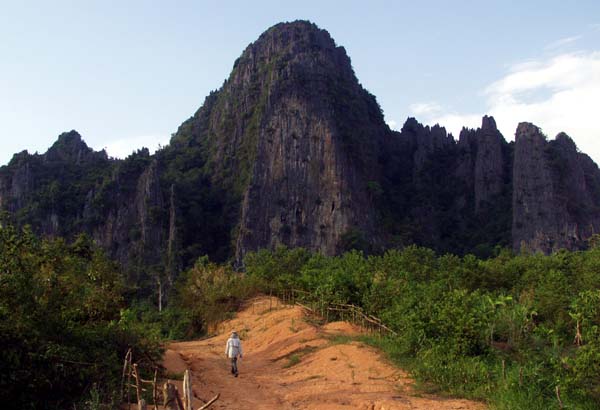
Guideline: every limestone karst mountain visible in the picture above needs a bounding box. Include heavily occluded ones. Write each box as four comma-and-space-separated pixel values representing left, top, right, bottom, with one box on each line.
512, 123, 600, 253
2, 20, 600, 293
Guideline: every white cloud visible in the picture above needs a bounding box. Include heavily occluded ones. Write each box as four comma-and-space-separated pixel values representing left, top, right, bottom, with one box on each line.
94, 135, 170, 159
544, 35, 582, 50
416, 51, 600, 163
386, 120, 399, 131
485, 52, 597, 96
409, 102, 442, 116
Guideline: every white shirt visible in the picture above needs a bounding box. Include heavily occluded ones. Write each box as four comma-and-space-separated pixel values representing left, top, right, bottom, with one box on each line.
225, 336, 243, 358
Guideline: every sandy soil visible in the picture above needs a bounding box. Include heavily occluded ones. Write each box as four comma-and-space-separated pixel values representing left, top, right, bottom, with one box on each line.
163, 297, 486, 410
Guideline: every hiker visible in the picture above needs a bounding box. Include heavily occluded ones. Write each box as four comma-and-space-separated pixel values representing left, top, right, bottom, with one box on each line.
225, 331, 243, 377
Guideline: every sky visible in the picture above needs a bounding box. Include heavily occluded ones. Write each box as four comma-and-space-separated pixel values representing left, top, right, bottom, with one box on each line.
1, 0, 600, 165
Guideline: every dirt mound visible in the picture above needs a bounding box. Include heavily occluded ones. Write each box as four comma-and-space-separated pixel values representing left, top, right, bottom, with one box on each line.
163, 296, 486, 409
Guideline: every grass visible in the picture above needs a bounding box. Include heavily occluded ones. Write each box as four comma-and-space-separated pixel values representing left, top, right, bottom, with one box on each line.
356, 334, 600, 410
326, 334, 357, 346
239, 328, 250, 339
303, 315, 326, 327
359, 335, 414, 369
284, 354, 301, 368
289, 318, 299, 333
278, 345, 318, 368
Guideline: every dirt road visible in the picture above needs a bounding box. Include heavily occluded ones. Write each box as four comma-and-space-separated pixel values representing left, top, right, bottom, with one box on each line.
163, 297, 486, 410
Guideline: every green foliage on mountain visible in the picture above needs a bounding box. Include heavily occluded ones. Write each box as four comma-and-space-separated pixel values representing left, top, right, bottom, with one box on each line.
157, 125, 235, 267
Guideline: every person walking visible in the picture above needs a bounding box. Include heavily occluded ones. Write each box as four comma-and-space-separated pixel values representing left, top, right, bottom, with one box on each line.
225, 331, 243, 377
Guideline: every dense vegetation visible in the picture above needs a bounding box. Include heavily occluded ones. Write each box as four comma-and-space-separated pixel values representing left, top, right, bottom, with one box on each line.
1, 130, 597, 410
3, 206, 600, 410
172, 245, 600, 409
0, 218, 163, 410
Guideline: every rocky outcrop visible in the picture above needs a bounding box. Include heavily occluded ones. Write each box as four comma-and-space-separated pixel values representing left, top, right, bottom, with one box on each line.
512, 123, 600, 252
171, 21, 386, 262
3, 153, 34, 212
0, 140, 172, 291
378, 115, 512, 255
230, 22, 385, 260
472, 116, 506, 212
90, 159, 166, 273
45, 130, 97, 164
134, 161, 164, 264
0, 132, 112, 236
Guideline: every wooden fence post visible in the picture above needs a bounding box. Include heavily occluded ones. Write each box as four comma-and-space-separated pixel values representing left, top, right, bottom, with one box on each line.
132, 364, 142, 406
152, 368, 158, 410
519, 367, 523, 386
183, 370, 192, 410
574, 320, 583, 346
163, 381, 178, 410
121, 348, 132, 406
127, 351, 132, 409
175, 387, 185, 410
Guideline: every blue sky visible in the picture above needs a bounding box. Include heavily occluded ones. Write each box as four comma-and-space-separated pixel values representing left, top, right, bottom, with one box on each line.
1, 0, 600, 165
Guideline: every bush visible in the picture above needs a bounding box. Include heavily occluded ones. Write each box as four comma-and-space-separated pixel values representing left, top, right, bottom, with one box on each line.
238, 245, 600, 408
0, 223, 160, 409
175, 256, 263, 335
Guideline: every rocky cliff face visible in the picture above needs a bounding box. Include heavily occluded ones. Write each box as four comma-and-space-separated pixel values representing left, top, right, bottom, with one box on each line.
1, 20, 600, 283
454, 116, 508, 211
231, 22, 386, 260
472, 116, 507, 212
512, 123, 600, 252
86, 158, 167, 275
0, 142, 177, 298
0, 152, 33, 213
0, 131, 112, 236
379, 115, 512, 255
170, 21, 386, 262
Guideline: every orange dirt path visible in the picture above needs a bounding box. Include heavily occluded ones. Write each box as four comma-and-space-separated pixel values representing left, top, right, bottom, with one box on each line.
163, 296, 487, 410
